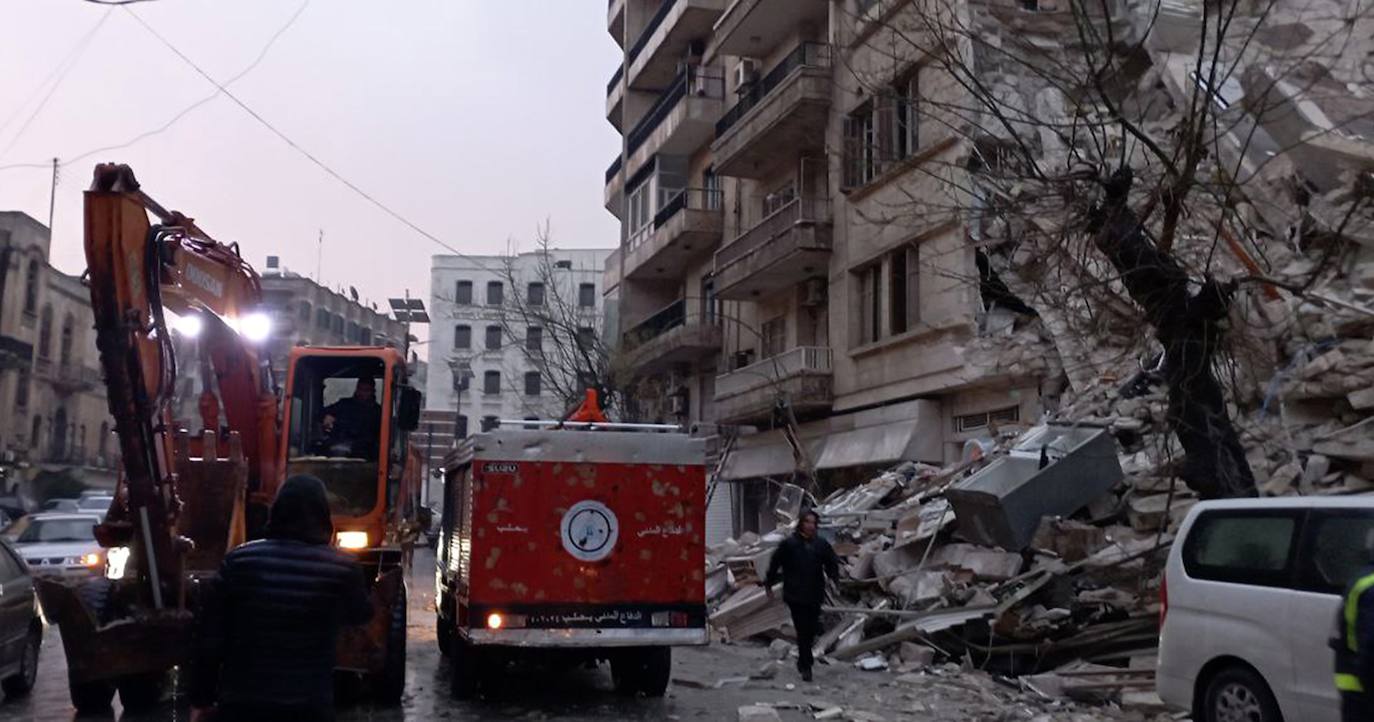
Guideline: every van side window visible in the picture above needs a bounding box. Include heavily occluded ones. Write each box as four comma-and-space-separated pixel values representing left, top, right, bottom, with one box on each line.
1296, 511, 1374, 595
1183, 511, 1299, 587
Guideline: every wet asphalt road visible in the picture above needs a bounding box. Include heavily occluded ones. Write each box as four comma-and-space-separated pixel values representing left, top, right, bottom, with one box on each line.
0, 548, 798, 722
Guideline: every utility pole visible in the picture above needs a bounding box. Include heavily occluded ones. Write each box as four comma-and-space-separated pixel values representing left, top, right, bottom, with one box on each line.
47, 158, 59, 234
315, 229, 323, 283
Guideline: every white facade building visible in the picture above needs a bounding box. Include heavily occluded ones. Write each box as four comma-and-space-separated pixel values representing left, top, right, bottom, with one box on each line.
422, 248, 613, 471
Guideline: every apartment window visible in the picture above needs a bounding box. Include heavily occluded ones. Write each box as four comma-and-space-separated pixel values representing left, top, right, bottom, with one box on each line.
483, 370, 501, 395
701, 276, 719, 324
626, 181, 651, 245
526, 326, 543, 352
316, 308, 330, 330
60, 314, 74, 366
98, 421, 108, 458
484, 325, 502, 351
527, 282, 546, 307
298, 302, 311, 322
453, 325, 471, 350
347, 321, 360, 343
481, 415, 499, 432
454, 280, 473, 305
555, 259, 573, 270
29, 415, 41, 448
487, 281, 504, 306
703, 167, 721, 210
892, 70, 920, 162
761, 317, 786, 359
24, 260, 38, 315
578, 283, 596, 308
857, 265, 882, 345
889, 245, 920, 334
455, 415, 469, 439
37, 306, 52, 360
955, 406, 1020, 433
524, 372, 542, 396
844, 103, 879, 188
14, 369, 29, 410
331, 314, 344, 334
360, 328, 372, 345
576, 326, 596, 349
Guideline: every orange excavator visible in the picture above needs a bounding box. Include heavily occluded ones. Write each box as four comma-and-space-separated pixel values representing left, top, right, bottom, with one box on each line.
36, 164, 424, 712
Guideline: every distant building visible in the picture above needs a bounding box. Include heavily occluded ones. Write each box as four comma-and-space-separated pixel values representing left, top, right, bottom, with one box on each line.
0, 211, 115, 492
422, 248, 613, 476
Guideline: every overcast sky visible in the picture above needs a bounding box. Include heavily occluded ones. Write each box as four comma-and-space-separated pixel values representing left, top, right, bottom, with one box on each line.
0, 0, 621, 334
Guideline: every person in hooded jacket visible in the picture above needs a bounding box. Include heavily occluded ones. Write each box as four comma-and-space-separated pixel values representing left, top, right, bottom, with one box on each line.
765, 509, 840, 682
190, 475, 372, 722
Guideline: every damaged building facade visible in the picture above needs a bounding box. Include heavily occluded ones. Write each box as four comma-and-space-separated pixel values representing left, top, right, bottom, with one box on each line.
603, 0, 1060, 537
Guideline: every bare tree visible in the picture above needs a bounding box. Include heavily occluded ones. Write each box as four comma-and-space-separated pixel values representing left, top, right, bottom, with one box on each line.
835, 0, 1374, 497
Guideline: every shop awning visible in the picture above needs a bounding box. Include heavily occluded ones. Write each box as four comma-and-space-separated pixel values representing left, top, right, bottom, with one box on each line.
716, 429, 826, 481
815, 399, 942, 469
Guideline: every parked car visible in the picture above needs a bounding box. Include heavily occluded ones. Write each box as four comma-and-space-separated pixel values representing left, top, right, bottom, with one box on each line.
0, 538, 41, 699
73, 495, 113, 520
1157, 497, 1374, 722
39, 499, 79, 514
10, 513, 103, 579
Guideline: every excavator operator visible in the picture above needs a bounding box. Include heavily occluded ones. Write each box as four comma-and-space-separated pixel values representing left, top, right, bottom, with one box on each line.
319, 378, 382, 460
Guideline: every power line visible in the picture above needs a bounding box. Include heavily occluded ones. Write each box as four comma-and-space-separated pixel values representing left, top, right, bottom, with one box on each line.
120, 5, 477, 263
0, 9, 113, 158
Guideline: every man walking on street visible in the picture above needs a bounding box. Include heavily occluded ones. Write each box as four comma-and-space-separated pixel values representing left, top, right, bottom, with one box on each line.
190, 475, 373, 722
766, 509, 841, 682
1334, 530, 1374, 721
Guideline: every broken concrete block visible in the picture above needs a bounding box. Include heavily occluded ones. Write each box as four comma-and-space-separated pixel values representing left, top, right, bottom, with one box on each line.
1030, 518, 1108, 562
1349, 387, 1374, 411
812, 706, 844, 720
1314, 437, 1374, 463
898, 642, 937, 667
738, 705, 782, 722
888, 570, 949, 607
769, 639, 793, 660
1261, 462, 1302, 496
855, 655, 889, 671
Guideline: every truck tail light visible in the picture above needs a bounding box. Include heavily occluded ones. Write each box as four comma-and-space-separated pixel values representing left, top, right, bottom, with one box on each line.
336, 531, 369, 550
486, 612, 526, 630
652, 612, 690, 627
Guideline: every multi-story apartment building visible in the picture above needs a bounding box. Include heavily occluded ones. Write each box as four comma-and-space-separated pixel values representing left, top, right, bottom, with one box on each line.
0, 212, 116, 493
604, 0, 1057, 533
423, 248, 613, 477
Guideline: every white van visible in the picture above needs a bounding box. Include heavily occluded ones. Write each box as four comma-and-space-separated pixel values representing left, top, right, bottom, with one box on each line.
1158, 497, 1374, 722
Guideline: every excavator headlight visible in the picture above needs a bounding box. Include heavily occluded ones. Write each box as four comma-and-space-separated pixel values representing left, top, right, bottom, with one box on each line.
241, 312, 272, 342
105, 547, 130, 579
167, 311, 203, 338
336, 531, 369, 550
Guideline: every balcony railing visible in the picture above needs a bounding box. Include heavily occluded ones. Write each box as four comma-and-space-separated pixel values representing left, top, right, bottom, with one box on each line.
716, 42, 831, 137
53, 363, 103, 389
624, 65, 724, 158
716, 196, 831, 268
606, 155, 623, 185
607, 65, 624, 94
627, 0, 676, 67
716, 346, 833, 399
652, 187, 722, 230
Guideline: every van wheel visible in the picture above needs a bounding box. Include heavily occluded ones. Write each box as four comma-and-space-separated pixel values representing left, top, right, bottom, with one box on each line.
1, 629, 40, 697
450, 636, 480, 700
374, 586, 407, 704
1202, 666, 1282, 722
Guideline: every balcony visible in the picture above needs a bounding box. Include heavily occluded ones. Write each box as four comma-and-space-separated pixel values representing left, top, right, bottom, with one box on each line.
626, 0, 727, 91
607, 65, 625, 130
609, 0, 626, 45
712, 0, 830, 58
714, 346, 833, 423
621, 298, 722, 374
605, 155, 624, 218
624, 188, 723, 281
624, 66, 724, 175
713, 42, 832, 179
714, 196, 832, 300
49, 363, 103, 394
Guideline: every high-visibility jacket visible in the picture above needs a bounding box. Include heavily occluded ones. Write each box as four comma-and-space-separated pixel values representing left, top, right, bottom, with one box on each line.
1332, 566, 1374, 696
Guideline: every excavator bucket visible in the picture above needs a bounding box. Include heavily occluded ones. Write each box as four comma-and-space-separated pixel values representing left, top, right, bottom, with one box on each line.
35, 430, 246, 687
174, 430, 248, 573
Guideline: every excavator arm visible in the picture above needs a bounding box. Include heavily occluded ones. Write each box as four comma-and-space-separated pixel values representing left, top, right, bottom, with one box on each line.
84, 163, 279, 604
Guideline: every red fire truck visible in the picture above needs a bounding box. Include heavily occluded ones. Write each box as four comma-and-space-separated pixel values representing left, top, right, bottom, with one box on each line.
434, 417, 707, 698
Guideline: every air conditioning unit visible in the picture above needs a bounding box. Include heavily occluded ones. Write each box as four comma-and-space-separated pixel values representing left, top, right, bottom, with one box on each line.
734, 59, 758, 90
801, 278, 827, 307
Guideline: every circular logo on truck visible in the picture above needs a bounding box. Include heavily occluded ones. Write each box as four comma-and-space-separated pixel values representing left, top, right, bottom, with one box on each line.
561, 500, 618, 562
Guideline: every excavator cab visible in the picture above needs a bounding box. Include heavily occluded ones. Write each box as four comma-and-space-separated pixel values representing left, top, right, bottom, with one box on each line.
279, 345, 421, 700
